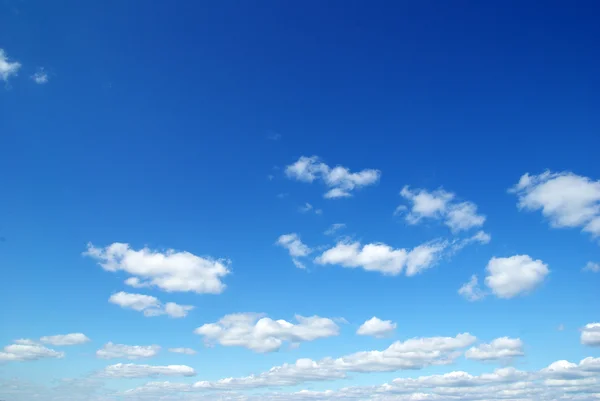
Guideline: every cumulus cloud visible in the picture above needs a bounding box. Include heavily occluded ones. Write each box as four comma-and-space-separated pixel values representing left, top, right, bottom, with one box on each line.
510, 171, 600, 239
39, 333, 90, 346
168, 348, 196, 355
484, 255, 549, 298
276, 233, 313, 269
194, 313, 340, 353
285, 156, 380, 199
315, 239, 448, 276
96, 342, 160, 360
583, 262, 600, 273
581, 323, 600, 347
465, 337, 525, 361
0, 342, 64, 362
0, 49, 21, 82
31, 68, 48, 84
397, 186, 486, 232
356, 317, 397, 338
98, 363, 196, 378
109, 291, 194, 318
458, 275, 486, 301
84, 242, 230, 294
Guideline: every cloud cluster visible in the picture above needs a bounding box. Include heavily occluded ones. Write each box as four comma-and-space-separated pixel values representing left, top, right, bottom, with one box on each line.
459, 255, 549, 300
397, 186, 486, 232
96, 342, 160, 360
194, 313, 340, 353
285, 156, 380, 199
581, 323, 600, 346
109, 291, 194, 318
510, 170, 600, 239
84, 242, 230, 294
0, 342, 64, 362
315, 239, 448, 276
465, 337, 525, 361
356, 317, 397, 338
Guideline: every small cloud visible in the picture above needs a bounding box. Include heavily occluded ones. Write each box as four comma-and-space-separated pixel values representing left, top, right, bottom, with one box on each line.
557, 324, 565, 331
299, 203, 322, 215
267, 131, 281, 141
276, 193, 288, 199
0, 48, 21, 83
31, 68, 48, 84
583, 262, 600, 273
324, 223, 346, 236
267, 174, 274, 181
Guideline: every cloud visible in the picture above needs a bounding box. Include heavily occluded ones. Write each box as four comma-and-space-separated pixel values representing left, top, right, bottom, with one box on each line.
31, 68, 48, 84
276, 233, 312, 269
84, 242, 230, 294
458, 275, 486, 301
98, 363, 196, 378
0, 342, 64, 362
510, 170, 600, 239
168, 348, 196, 355
39, 333, 90, 346
324, 223, 346, 236
581, 323, 600, 346
285, 156, 380, 199
465, 337, 525, 361
397, 186, 486, 232
484, 255, 549, 298
96, 342, 160, 360
356, 317, 397, 338
583, 262, 600, 273
0, 49, 21, 82
315, 239, 448, 276
194, 313, 340, 353
299, 203, 323, 215
109, 291, 194, 318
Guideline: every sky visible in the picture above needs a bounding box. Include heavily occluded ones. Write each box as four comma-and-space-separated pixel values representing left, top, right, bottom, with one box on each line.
1, 1, 599, 400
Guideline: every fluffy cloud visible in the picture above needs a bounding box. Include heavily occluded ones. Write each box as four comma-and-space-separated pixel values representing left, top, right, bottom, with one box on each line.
356, 317, 397, 338
315, 239, 448, 276
465, 337, 525, 361
96, 342, 160, 360
581, 323, 600, 346
458, 275, 486, 301
484, 255, 549, 298
109, 291, 194, 318
583, 262, 600, 273
285, 156, 380, 198
397, 186, 486, 232
194, 313, 340, 353
31, 68, 48, 84
98, 363, 196, 378
276, 233, 312, 269
168, 348, 196, 355
84, 242, 230, 294
0, 49, 21, 82
0, 342, 64, 362
510, 171, 600, 239
39, 333, 90, 346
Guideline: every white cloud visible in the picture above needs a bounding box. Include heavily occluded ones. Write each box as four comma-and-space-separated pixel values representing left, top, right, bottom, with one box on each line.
581, 323, 600, 346
0, 49, 21, 82
108, 291, 194, 318
583, 262, 600, 273
299, 203, 323, 215
465, 337, 525, 361
194, 313, 340, 353
98, 363, 196, 378
356, 317, 397, 338
510, 170, 600, 239
0, 342, 64, 362
84, 242, 230, 294
31, 68, 48, 84
458, 275, 486, 301
39, 333, 90, 346
398, 186, 486, 232
484, 255, 549, 298
168, 348, 196, 355
324, 223, 346, 236
285, 156, 380, 199
276, 233, 312, 269
96, 342, 160, 360
315, 239, 447, 276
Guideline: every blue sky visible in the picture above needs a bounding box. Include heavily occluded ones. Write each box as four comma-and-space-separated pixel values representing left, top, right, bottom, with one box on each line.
1, 1, 599, 400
